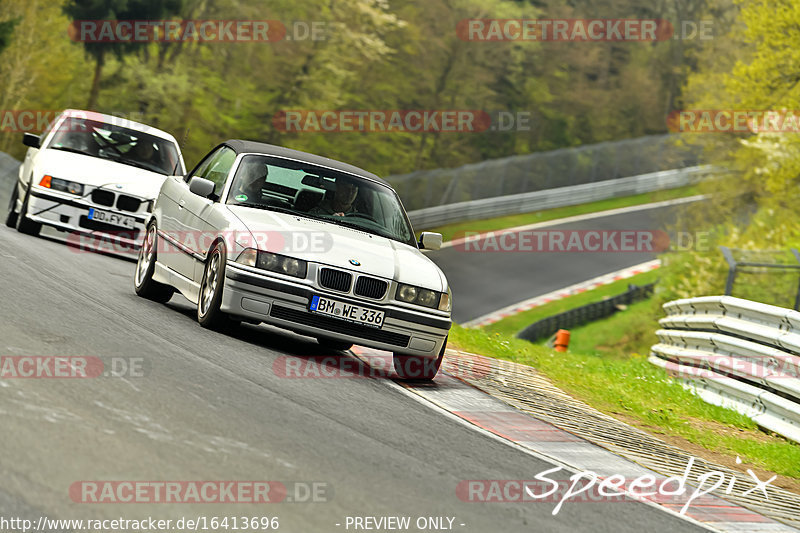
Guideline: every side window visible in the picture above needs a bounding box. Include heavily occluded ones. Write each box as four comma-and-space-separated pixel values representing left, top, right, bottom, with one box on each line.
188, 146, 237, 197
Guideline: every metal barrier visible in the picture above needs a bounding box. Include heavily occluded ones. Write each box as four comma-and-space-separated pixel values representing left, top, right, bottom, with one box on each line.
517, 282, 655, 342
719, 246, 800, 310
388, 133, 704, 212
406, 165, 711, 229
651, 295, 800, 443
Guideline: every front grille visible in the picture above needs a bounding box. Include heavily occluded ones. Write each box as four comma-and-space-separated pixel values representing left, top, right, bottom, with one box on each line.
319, 268, 352, 292
270, 305, 410, 348
116, 195, 142, 213
354, 276, 388, 299
91, 189, 115, 206
78, 216, 140, 240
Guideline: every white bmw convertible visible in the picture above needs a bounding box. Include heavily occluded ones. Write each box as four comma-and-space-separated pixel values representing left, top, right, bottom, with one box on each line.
134, 140, 452, 380
6, 109, 185, 250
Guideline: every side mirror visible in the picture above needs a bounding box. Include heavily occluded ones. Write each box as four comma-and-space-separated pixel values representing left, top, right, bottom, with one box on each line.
419, 232, 443, 251
22, 133, 41, 149
188, 176, 215, 198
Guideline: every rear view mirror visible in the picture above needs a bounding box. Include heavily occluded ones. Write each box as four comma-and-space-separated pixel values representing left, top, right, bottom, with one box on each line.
419, 232, 443, 251
301, 174, 325, 188
189, 176, 215, 198
22, 133, 40, 149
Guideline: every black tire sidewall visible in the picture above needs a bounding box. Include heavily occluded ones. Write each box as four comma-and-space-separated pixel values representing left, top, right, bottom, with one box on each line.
4, 184, 18, 227
393, 336, 447, 381
16, 185, 41, 235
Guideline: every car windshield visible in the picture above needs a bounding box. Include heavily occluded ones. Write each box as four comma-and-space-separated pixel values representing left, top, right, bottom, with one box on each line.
47, 116, 182, 176
226, 155, 416, 246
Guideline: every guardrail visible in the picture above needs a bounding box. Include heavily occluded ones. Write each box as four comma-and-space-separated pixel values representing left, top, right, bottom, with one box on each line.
389, 133, 705, 212
518, 282, 655, 342
407, 165, 712, 229
650, 295, 800, 444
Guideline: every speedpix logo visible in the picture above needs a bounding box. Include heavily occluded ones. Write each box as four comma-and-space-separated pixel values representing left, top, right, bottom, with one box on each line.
458, 457, 776, 517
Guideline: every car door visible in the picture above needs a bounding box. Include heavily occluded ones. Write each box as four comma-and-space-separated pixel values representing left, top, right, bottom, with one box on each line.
156, 148, 218, 276
178, 146, 237, 283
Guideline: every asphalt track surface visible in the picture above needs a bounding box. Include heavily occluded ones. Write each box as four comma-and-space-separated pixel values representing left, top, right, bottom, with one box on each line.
0, 223, 714, 533
427, 205, 684, 324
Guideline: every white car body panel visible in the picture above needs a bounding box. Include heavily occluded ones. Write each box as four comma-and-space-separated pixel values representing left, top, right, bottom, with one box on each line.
148, 143, 451, 360
11, 109, 185, 251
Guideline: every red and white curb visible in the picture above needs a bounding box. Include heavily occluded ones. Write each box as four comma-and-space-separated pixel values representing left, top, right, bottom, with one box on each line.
463, 259, 661, 328
352, 346, 798, 533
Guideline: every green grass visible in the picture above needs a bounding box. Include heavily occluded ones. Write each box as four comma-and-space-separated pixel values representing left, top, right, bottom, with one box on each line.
565, 298, 664, 357
483, 269, 661, 337
425, 184, 702, 242
450, 323, 800, 479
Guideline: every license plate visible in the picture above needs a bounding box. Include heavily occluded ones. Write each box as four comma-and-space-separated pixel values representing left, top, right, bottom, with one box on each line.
309, 295, 385, 329
88, 208, 136, 229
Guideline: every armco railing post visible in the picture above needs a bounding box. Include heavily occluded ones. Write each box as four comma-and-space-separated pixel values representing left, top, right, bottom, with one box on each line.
720, 246, 737, 296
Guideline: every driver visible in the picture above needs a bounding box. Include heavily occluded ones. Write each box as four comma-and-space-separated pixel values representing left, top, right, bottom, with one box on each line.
130, 141, 156, 164
231, 159, 268, 202
310, 176, 359, 216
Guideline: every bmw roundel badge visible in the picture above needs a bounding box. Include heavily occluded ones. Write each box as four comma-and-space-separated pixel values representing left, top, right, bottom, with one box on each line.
349, 259, 361, 266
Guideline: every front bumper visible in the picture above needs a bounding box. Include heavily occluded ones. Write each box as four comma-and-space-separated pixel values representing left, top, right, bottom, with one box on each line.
222, 264, 452, 357
27, 187, 148, 251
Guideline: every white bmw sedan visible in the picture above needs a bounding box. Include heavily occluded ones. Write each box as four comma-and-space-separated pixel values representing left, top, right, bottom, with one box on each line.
134, 140, 452, 380
6, 109, 185, 250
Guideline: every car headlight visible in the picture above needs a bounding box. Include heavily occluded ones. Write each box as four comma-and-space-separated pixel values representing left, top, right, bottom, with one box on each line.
39, 175, 84, 196
395, 283, 442, 309
235, 248, 307, 279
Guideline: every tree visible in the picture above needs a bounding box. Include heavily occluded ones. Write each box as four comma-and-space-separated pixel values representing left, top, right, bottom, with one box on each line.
62, 0, 182, 109
0, 18, 18, 54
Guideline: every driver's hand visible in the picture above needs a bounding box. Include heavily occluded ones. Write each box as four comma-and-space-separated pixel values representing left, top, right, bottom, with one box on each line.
333, 212, 345, 216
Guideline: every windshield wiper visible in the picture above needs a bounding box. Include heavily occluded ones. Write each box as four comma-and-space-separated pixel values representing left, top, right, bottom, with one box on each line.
109, 157, 167, 175
235, 203, 310, 218
50, 146, 94, 157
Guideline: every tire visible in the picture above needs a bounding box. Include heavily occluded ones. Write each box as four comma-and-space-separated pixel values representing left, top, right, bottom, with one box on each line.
5, 184, 18, 228
317, 337, 353, 352
133, 223, 174, 303
197, 241, 229, 329
393, 336, 447, 381
15, 186, 41, 236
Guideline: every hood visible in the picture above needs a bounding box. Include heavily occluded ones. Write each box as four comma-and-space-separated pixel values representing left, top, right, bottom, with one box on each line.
227, 206, 446, 291
35, 149, 169, 199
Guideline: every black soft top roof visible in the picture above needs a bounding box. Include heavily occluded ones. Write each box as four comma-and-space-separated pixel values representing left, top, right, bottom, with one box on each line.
223, 139, 389, 187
